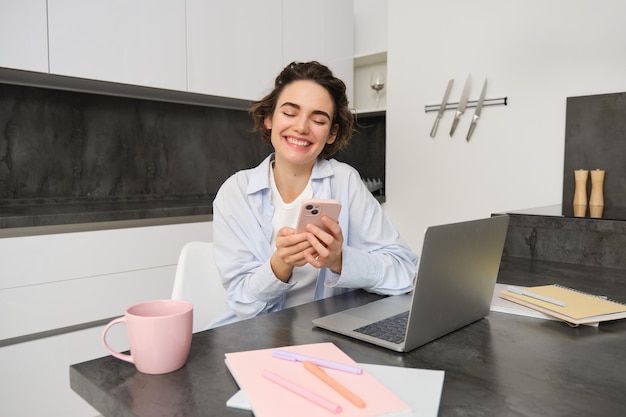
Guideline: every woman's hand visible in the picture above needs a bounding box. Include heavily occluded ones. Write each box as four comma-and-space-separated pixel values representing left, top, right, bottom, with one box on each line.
304, 215, 343, 274
271, 227, 315, 282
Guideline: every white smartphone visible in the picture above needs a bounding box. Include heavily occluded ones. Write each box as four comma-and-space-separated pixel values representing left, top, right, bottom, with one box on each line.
295, 198, 341, 234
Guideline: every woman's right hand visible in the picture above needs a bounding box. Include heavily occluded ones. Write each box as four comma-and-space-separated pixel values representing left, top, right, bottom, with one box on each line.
270, 227, 315, 282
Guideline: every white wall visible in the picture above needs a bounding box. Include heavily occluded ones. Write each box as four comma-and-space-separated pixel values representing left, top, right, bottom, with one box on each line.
385, 0, 626, 254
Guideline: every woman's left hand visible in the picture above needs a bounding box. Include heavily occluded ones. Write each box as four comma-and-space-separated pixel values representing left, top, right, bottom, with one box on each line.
304, 215, 343, 274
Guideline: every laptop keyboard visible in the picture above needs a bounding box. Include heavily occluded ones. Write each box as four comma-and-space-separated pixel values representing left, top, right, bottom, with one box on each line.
353, 311, 409, 344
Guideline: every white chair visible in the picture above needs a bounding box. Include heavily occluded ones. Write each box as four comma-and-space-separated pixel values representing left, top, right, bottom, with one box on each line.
171, 241, 226, 333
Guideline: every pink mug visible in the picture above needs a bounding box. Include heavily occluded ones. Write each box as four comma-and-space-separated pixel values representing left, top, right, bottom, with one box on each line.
102, 299, 193, 374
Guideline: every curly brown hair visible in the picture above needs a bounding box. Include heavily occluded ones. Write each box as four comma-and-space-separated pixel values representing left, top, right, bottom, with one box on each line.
250, 61, 354, 158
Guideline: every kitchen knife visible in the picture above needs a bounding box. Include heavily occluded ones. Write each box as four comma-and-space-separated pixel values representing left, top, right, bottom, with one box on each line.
449, 75, 471, 137
466, 78, 487, 142
429, 79, 454, 137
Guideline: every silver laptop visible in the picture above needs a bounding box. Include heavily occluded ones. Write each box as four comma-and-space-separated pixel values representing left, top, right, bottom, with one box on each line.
312, 215, 510, 352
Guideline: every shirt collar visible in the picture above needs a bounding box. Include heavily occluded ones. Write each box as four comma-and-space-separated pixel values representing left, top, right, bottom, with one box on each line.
246, 154, 334, 196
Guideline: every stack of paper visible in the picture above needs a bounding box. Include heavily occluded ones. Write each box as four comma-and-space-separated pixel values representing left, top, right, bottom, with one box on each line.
225, 342, 444, 417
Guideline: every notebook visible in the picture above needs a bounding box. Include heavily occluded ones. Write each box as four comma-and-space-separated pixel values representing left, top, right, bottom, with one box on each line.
312, 215, 510, 352
499, 284, 626, 325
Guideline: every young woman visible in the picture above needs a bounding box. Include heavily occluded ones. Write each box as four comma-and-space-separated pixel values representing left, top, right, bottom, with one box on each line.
211, 61, 417, 326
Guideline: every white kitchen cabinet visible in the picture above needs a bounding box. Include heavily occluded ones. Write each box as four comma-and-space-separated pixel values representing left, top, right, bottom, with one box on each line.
0, 221, 212, 341
0, 221, 212, 417
0, 0, 49, 73
283, 0, 354, 106
353, 0, 388, 57
186, 0, 283, 101
5, 0, 354, 104
47, 0, 187, 91
1, 314, 129, 417
188, 0, 354, 103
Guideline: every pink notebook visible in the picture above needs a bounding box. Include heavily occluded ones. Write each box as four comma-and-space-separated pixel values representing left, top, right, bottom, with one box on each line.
225, 342, 412, 417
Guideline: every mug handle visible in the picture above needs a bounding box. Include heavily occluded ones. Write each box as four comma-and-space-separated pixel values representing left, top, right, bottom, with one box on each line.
101, 316, 134, 364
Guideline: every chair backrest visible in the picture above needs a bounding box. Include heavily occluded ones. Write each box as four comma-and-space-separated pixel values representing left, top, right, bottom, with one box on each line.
171, 241, 226, 333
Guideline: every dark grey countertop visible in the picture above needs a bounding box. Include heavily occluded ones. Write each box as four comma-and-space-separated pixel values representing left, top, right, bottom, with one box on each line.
503, 203, 626, 222
0, 196, 213, 236
0, 194, 384, 236
70, 256, 626, 417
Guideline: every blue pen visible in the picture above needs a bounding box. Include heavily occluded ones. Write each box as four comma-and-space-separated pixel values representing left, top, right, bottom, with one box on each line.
272, 349, 363, 375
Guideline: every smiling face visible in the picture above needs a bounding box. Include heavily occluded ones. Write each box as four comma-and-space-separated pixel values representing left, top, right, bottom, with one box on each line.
264, 80, 338, 173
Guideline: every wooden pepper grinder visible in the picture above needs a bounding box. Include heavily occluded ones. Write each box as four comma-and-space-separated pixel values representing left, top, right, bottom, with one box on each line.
589, 169, 605, 218
573, 169, 588, 217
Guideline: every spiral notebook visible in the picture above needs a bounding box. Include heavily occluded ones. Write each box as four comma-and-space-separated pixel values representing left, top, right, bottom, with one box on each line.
499, 284, 626, 325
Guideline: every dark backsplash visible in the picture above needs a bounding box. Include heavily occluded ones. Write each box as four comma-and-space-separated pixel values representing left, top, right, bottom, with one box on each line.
337, 113, 386, 195
562, 92, 626, 213
0, 83, 385, 227
0, 83, 268, 201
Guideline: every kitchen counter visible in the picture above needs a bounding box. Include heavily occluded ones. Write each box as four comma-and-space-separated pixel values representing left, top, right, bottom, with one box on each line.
0, 196, 212, 236
0, 193, 384, 237
504, 204, 626, 221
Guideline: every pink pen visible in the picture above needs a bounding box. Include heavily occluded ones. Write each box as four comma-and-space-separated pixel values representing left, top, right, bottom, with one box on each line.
262, 369, 342, 414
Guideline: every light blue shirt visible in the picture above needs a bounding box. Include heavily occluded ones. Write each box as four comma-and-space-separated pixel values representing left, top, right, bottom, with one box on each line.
211, 154, 418, 326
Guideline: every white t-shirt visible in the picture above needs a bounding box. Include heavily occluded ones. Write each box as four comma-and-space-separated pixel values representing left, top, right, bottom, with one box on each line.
269, 163, 319, 308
